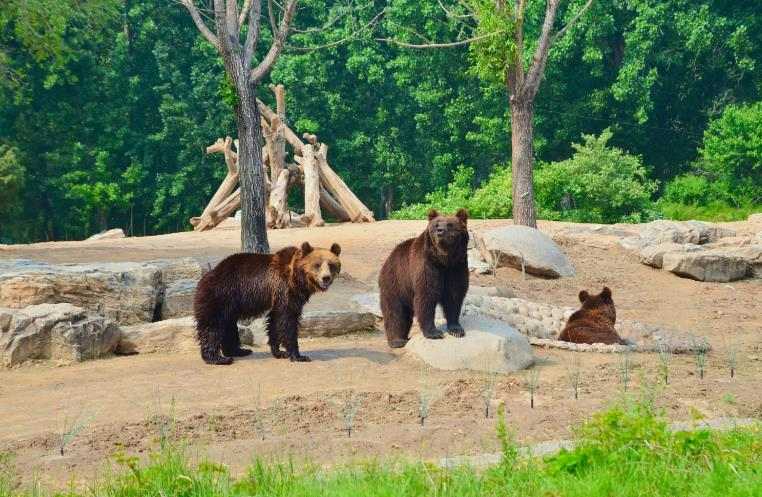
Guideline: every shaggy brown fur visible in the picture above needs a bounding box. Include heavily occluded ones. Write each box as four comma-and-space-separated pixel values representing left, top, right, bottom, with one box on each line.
558, 287, 627, 345
378, 208, 469, 348
193, 242, 341, 365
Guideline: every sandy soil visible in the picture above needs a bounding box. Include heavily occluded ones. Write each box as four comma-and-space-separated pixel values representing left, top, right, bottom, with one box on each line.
1, 219, 761, 489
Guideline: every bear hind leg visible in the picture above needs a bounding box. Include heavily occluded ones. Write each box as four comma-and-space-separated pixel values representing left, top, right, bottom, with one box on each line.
381, 298, 414, 348
221, 320, 252, 358
197, 321, 233, 365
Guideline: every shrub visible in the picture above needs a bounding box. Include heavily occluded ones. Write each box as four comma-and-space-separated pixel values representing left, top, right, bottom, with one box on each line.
535, 129, 658, 223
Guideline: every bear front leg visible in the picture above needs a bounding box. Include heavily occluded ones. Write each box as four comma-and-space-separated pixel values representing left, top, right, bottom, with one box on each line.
414, 293, 443, 339
442, 266, 468, 338
380, 294, 413, 348
273, 308, 310, 362
266, 311, 288, 359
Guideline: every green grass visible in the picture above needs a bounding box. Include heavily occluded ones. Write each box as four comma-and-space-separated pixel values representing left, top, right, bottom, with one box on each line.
658, 201, 760, 222
2, 401, 761, 497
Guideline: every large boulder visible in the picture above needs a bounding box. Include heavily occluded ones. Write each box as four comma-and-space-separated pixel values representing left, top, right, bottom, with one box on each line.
0, 258, 206, 325
405, 314, 534, 373
160, 279, 197, 319
474, 226, 575, 278
0, 303, 120, 366
238, 310, 378, 342
621, 220, 735, 251
639, 243, 702, 268
661, 251, 749, 282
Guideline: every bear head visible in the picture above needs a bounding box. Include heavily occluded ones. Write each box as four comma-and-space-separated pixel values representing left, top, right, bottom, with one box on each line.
295, 242, 342, 292
578, 286, 616, 324
426, 208, 469, 253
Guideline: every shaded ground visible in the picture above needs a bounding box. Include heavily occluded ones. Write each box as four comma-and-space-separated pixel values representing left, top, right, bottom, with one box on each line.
1, 218, 761, 489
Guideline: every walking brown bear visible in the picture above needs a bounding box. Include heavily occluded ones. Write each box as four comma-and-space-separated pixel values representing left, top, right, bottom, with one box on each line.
378, 208, 469, 348
193, 242, 342, 365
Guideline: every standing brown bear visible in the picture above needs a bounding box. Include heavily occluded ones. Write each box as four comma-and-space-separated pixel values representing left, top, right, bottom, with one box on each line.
558, 287, 627, 345
193, 242, 341, 365
378, 208, 469, 348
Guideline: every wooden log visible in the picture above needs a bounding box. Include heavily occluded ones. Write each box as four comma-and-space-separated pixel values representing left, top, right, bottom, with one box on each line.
257, 99, 304, 154
320, 188, 351, 222
315, 144, 375, 222
302, 144, 324, 227
271, 84, 286, 121
266, 116, 286, 184
194, 137, 239, 231
268, 169, 291, 229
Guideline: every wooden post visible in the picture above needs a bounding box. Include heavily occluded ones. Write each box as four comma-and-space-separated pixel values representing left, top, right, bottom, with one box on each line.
193, 137, 239, 231
257, 99, 304, 154
302, 144, 325, 227
269, 169, 291, 228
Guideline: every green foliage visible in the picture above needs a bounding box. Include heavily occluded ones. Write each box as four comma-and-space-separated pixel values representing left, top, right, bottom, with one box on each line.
698, 102, 762, 204
0, 145, 24, 215
467, 0, 516, 85
535, 129, 658, 223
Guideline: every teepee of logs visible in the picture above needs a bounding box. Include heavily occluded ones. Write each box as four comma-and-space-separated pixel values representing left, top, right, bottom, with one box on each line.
190, 85, 374, 231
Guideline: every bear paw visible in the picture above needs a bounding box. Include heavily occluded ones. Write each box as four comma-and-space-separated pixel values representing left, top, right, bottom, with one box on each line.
224, 347, 253, 357
289, 354, 311, 362
446, 324, 465, 338
271, 349, 289, 359
388, 338, 409, 349
204, 356, 234, 365
422, 328, 445, 339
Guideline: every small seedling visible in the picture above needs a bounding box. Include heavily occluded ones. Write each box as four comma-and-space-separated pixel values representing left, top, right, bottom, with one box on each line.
481, 370, 498, 418
693, 339, 709, 380
418, 390, 432, 426
657, 343, 671, 385
340, 390, 361, 437
567, 357, 582, 400
619, 350, 632, 392
252, 384, 266, 441
727, 342, 738, 379
59, 411, 94, 456
524, 369, 540, 408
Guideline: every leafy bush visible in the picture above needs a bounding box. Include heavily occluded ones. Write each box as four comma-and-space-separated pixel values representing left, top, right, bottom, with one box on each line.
535, 129, 658, 223
698, 101, 762, 204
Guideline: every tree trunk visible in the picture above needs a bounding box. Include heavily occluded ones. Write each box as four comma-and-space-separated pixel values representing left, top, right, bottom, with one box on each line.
235, 83, 270, 253
510, 98, 537, 228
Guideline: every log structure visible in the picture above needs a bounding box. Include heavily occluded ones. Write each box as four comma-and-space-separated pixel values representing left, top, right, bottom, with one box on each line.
192, 85, 374, 231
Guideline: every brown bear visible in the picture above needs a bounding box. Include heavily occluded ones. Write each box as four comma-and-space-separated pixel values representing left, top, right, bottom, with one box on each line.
558, 287, 627, 345
378, 208, 469, 348
193, 242, 341, 365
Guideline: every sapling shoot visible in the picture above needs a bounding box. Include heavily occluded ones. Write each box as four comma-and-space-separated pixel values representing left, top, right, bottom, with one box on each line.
619, 350, 632, 392
657, 343, 671, 385
525, 369, 540, 408
481, 370, 498, 418
567, 357, 582, 400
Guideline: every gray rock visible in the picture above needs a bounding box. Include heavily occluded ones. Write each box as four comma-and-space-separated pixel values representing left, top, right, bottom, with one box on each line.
725, 244, 762, 278
639, 242, 702, 268
0, 258, 206, 325
160, 279, 197, 319
468, 248, 492, 275
474, 226, 575, 278
117, 317, 197, 355
86, 228, 125, 241
621, 220, 736, 251
0, 303, 120, 366
662, 251, 749, 282
405, 314, 534, 373
239, 310, 378, 340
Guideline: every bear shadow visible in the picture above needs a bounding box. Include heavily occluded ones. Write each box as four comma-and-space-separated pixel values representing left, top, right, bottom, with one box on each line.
237, 347, 397, 365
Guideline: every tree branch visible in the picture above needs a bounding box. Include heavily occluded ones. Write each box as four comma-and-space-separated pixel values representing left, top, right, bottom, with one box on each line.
285, 9, 385, 52
376, 30, 503, 49
180, 0, 220, 49
550, 0, 593, 44
243, 0, 262, 67
522, 0, 560, 98
225, 0, 239, 39
238, 0, 254, 28
250, 0, 298, 82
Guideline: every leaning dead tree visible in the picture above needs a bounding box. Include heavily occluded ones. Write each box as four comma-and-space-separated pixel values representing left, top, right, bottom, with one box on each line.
190, 85, 374, 231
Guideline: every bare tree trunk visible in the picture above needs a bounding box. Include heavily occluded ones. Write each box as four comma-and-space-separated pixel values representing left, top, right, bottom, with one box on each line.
510, 98, 537, 228
235, 84, 270, 253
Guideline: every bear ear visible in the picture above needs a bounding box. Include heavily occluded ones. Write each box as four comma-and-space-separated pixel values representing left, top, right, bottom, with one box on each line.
427, 209, 440, 221
455, 208, 468, 224
578, 290, 590, 303
300, 242, 314, 255
601, 286, 612, 299
330, 243, 341, 256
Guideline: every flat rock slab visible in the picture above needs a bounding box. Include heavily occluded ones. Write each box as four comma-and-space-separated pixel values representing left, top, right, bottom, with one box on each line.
117, 316, 197, 354
86, 228, 125, 241
620, 220, 736, 251
474, 226, 575, 278
405, 314, 534, 373
662, 251, 750, 282
1, 303, 120, 366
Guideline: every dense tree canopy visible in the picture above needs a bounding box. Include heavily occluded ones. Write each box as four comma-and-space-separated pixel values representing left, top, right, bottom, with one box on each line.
0, 0, 760, 243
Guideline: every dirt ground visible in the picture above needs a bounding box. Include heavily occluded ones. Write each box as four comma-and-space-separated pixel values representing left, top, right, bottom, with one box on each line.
1, 219, 761, 489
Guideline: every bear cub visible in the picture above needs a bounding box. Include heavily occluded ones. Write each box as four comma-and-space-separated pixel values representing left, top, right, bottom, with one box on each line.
194, 242, 341, 365
558, 286, 627, 345
378, 208, 469, 348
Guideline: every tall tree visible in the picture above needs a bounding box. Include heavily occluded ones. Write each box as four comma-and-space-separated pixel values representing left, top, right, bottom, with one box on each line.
179, 0, 298, 253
